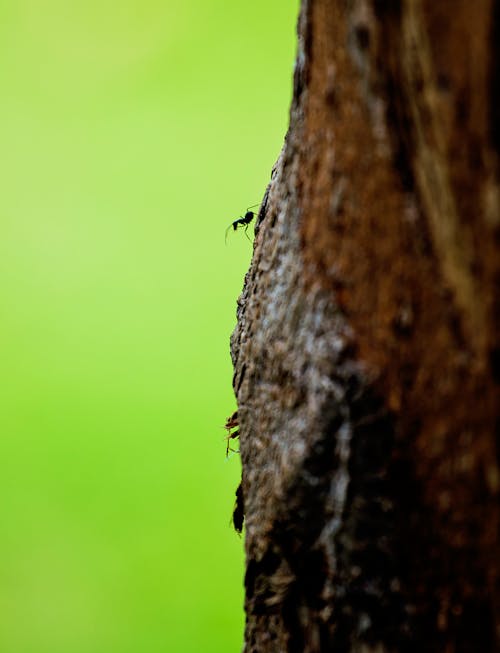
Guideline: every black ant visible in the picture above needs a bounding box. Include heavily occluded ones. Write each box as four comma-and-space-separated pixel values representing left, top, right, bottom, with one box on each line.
225, 204, 260, 243
232, 482, 245, 534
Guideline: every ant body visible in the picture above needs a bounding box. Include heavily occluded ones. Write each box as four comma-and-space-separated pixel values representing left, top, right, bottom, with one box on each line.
222, 411, 245, 533
224, 410, 240, 456
225, 204, 260, 242
232, 482, 244, 534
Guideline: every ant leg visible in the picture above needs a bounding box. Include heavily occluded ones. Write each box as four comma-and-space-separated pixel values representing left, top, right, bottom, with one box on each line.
225, 220, 241, 244
225, 430, 240, 456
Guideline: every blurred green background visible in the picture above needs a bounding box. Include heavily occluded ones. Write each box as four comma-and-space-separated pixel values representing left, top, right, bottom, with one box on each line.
0, 2, 298, 651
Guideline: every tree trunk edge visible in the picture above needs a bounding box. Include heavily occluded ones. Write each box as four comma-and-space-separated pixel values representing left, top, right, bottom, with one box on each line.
231, 1, 500, 651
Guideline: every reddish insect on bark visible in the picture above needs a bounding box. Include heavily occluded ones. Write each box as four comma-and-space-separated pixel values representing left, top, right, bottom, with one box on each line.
224, 410, 240, 456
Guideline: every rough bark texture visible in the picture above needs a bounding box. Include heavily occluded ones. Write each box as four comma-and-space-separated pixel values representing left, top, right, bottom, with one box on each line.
230, 1, 500, 651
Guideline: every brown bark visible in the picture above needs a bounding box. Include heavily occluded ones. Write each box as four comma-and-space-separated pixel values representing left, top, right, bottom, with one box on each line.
230, 1, 500, 651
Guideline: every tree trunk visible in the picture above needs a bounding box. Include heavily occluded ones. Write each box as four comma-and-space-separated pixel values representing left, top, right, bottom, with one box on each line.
230, 1, 500, 651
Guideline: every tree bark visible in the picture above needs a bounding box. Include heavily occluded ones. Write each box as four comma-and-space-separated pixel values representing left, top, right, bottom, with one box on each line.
230, 1, 500, 651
